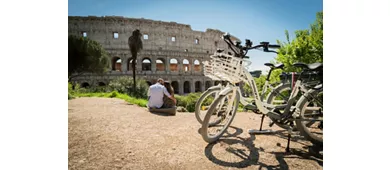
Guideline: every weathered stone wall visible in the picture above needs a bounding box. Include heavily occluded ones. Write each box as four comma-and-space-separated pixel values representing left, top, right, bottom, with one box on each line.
68, 16, 239, 94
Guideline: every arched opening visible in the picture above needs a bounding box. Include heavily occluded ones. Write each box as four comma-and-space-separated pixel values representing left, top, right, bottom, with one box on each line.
205, 81, 212, 89
81, 82, 90, 88
146, 81, 152, 86
183, 59, 190, 72
214, 81, 220, 86
127, 58, 137, 71
194, 60, 201, 72
170, 58, 178, 71
184, 81, 190, 93
171, 81, 179, 94
195, 81, 201, 92
156, 58, 165, 71
112, 57, 121, 71
222, 81, 228, 86
142, 58, 152, 71
98, 82, 106, 86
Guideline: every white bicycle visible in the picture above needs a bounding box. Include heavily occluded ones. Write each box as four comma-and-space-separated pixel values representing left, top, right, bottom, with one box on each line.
200, 33, 323, 152
195, 52, 293, 130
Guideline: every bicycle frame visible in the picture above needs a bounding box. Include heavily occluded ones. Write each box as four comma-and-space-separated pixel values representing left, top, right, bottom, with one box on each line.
204, 75, 286, 108
218, 67, 317, 121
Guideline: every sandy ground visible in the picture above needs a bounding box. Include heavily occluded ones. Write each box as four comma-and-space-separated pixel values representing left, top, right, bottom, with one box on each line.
68, 97, 323, 170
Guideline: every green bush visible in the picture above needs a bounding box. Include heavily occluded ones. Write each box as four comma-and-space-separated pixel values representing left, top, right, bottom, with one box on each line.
175, 95, 187, 108
108, 77, 149, 99
175, 93, 202, 112
109, 91, 118, 98
68, 93, 74, 100
68, 83, 73, 99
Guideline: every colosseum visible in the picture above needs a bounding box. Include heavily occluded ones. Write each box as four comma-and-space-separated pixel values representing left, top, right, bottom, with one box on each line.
68, 16, 240, 95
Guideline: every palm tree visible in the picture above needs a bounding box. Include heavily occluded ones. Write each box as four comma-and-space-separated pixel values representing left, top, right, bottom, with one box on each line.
128, 29, 143, 91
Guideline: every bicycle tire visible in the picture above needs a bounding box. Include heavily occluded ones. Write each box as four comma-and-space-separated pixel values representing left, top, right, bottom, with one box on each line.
195, 88, 221, 124
265, 83, 293, 130
295, 88, 323, 145
200, 89, 240, 143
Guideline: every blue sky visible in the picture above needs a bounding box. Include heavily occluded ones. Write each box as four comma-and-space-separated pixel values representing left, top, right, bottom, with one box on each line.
69, 0, 322, 73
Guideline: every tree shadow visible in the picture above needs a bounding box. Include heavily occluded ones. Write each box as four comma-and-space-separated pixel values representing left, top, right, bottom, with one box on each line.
204, 135, 323, 170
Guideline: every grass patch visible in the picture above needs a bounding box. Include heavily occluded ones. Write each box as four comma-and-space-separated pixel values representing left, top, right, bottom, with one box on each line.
73, 91, 148, 107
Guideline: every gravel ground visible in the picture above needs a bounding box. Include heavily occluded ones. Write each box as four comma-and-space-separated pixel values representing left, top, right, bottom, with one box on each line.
68, 97, 323, 170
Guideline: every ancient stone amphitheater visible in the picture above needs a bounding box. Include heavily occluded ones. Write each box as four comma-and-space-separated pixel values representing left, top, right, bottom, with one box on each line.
68, 16, 240, 95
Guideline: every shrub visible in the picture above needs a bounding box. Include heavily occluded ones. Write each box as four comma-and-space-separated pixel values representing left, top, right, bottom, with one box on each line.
68, 93, 74, 100
175, 95, 187, 108
175, 93, 202, 112
108, 77, 149, 99
109, 91, 118, 98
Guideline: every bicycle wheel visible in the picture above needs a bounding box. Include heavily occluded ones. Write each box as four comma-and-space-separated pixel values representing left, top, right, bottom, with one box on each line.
266, 83, 293, 129
200, 89, 240, 143
195, 87, 221, 124
266, 83, 291, 108
295, 88, 323, 145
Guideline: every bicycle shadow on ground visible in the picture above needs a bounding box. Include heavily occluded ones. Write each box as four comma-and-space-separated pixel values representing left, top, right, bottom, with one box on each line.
197, 126, 243, 138
251, 129, 323, 159
204, 135, 323, 169
256, 129, 313, 148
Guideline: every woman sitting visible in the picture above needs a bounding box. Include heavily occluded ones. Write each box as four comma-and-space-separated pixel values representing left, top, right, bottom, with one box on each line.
162, 81, 176, 108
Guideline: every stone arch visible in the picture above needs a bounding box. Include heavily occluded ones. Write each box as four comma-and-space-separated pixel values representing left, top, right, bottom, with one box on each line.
142, 58, 152, 71
194, 59, 201, 72
98, 82, 106, 86
205, 81, 212, 89
81, 82, 90, 88
171, 81, 179, 94
170, 58, 179, 71
214, 81, 221, 86
184, 81, 190, 93
195, 81, 201, 92
127, 58, 138, 71
156, 58, 165, 71
183, 59, 190, 72
112, 57, 121, 71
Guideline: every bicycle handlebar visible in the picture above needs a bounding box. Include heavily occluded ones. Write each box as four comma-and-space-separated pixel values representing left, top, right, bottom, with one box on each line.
222, 33, 280, 58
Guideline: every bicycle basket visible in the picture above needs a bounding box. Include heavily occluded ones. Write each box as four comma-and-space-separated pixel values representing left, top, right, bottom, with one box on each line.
205, 52, 252, 84
203, 60, 223, 80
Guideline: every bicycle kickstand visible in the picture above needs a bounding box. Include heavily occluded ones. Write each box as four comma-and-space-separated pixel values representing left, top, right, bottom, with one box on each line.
285, 122, 294, 153
286, 133, 291, 153
248, 114, 273, 134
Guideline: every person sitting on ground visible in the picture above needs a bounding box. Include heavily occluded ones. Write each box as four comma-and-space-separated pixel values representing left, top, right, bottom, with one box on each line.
162, 81, 176, 108
147, 78, 176, 109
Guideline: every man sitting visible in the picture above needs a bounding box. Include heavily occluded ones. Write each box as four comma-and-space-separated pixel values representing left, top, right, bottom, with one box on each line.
147, 78, 177, 111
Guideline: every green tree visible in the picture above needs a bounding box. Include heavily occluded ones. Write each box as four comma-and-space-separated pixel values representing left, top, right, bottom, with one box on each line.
243, 69, 283, 97
68, 35, 110, 81
276, 11, 323, 72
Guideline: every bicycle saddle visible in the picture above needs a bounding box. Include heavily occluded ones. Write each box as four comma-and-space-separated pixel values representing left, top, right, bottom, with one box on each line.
293, 62, 323, 70
264, 63, 284, 69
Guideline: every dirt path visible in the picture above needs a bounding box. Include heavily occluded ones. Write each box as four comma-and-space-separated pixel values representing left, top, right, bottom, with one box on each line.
68, 97, 322, 170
